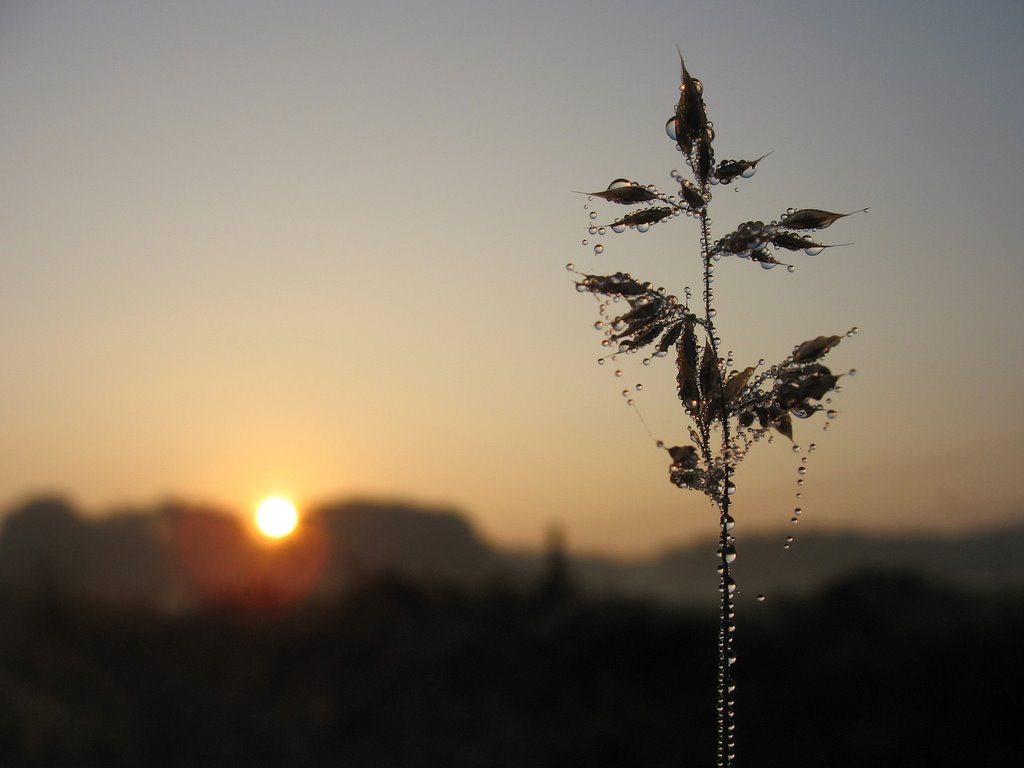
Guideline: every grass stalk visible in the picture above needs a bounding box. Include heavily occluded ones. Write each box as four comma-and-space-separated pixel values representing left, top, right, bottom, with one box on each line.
572, 51, 861, 766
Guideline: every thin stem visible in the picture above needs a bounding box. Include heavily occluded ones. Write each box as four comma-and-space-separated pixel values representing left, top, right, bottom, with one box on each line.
700, 207, 735, 767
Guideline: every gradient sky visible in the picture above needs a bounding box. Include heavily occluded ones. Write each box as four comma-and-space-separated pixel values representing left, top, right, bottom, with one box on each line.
3, 0, 1023, 556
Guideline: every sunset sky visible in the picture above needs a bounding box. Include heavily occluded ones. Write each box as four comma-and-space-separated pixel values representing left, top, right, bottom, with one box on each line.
3, 0, 1023, 556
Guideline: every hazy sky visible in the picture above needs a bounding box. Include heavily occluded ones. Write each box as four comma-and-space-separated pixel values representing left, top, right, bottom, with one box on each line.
3, 0, 1023, 556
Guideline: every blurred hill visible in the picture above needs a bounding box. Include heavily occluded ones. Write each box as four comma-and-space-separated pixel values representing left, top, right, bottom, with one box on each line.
2, 495, 1023, 609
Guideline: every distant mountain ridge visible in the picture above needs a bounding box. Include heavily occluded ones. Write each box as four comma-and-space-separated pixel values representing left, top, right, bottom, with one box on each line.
1, 495, 1021, 609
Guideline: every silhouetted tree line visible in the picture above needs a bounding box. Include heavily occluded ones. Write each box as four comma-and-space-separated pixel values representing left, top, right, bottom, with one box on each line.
0, 569, 1020, 767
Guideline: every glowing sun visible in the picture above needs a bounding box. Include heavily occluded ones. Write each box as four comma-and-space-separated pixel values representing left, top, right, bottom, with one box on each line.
254, 496, 299, 539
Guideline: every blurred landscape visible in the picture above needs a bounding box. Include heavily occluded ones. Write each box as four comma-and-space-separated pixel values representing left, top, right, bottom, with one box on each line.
1, 496, 1021, 765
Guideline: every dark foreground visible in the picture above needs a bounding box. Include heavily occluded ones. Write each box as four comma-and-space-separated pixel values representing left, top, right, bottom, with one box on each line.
1, 570, 1019, 767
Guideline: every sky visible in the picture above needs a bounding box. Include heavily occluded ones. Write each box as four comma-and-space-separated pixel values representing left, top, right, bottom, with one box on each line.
2, 0, 1023, 557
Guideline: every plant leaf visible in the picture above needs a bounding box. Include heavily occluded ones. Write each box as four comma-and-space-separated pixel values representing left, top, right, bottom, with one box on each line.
748, 249, 787, 267
695, 139, 714, 186
621, 322, 665, 351
711, 221, 772, 256
770, 231, 827, 252
682, 317, 698, 377
583, 180, 660, 205
792, 335, 843, 362
618, 300, 663, 325
657, 322, 684, 356
781, 207, 868, 230
667, 49, 709, 158
699, 341, 721, 403
608, 207, 674, 230
769, 231, 850, 255
676, 318, 700, 412
773, 412, 794, 440
578, 273, 646, 296
713, 152, 772, 184
723, 366, 756, 403
667, 444, 699, 469
678, 179, 706, 210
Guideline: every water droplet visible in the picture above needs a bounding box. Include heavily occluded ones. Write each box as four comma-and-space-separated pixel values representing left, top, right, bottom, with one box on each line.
808, 443, 817, 452
614, 369, 623, 377
626, 398, 634, 406
635, 383, 643, 391
597, 358, 606, 365
724, 515, 735, 531
637, 223, 650, 233
785, 535, 794, 543
594, 244, 604, 255
642, 358, 651, 366
597, 227, 606, 235
665, 116, 679, 141
787, 265, 797, 273
792, 445, 800, 453
797, 478, 805, 486
794, 507, 802, 515
756, 594, 766, 603
797, 466, 807, 475
594, 321, 605, 330
790, 517, 799, 524
589, 211, 598, 220
726, 481, 736, 495
565, 262, 575, 271
611, 223, 626, 234
621, 390, 630, 397
804, 246, 824, 256
588, 225, 598, 235
826, 409, 837, 419
848, 369, 857, 376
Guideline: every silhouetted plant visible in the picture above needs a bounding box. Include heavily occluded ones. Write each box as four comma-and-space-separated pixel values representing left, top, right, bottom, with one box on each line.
570, 51, 862, 767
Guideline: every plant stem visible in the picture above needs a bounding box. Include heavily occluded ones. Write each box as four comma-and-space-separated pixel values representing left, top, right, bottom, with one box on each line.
700, 207, 735, 767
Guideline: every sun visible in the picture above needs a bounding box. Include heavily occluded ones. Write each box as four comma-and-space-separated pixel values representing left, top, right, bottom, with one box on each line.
254, 496, 299, 539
